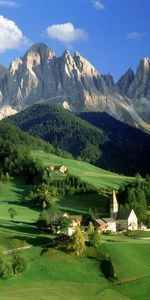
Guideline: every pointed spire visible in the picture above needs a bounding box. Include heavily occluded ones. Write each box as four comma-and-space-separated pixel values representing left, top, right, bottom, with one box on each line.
110, 190, 118, 219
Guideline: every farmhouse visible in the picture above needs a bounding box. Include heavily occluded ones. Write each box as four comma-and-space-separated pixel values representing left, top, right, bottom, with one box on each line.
48, 212, 82, 236
93, 218, 117, 233
93, 219, 107, 233
48, 165, 67, 173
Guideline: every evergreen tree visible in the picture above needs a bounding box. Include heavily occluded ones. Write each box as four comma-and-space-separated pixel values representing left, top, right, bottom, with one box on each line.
91, 229, 101, 249
87, 222, 95, 237
70, 228, 85, 255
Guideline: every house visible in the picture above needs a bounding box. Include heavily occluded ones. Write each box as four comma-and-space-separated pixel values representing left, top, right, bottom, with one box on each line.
67, 215, 82, 236
110, 191, 138, 231
93, 218, 116, 233
93, 219, 108, 233
48, 165, 67, 173
48, 212, 82, 236
102, 218, 117, 232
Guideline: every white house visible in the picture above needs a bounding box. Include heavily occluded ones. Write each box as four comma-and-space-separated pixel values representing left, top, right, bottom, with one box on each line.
102, 218, 117, 232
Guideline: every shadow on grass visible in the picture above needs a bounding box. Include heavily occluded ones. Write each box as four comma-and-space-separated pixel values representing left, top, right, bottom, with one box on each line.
56, 193, 109, 216
0, 222, 52, 247
11, 235, 53, 247
0, 222, 37, 235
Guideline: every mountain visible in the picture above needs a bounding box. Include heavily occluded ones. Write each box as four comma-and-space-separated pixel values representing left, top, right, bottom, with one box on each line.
4, 104, 107, 164
115, 58, 150, 125
80, 111, 150, 176
0, 43, 149, 129
0, 122, 56, 156
4, 103, 150, 176
115, 68, 135, 95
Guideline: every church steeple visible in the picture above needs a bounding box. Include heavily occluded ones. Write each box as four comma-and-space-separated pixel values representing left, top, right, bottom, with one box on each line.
110, 190, 119, 219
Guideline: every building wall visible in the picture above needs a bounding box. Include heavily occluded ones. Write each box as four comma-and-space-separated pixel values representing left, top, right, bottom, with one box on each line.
107, 222, 116, 232
117, 220, 128, 231
128, 210, 138, 230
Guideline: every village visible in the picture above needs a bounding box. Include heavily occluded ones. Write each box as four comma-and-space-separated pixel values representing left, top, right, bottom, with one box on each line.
40, 178, 147, 237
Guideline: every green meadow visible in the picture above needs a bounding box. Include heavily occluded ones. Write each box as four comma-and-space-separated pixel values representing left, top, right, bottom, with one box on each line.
0, 157, 149, 299
31, 150, 134, 189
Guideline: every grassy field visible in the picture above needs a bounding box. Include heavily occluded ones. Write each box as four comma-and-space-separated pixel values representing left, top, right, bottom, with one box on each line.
105, 242, 150, 282
31, 150, 134, 189
0, 247, 130, 300
0, 161, 150, 299
0, 238, 150, 299
0, 180, 37, 223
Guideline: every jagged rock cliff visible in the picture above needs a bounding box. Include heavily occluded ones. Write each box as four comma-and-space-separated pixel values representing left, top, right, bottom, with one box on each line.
0, 43, 149, 129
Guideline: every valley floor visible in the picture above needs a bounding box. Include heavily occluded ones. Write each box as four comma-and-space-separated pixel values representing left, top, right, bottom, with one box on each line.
0, 178, 150, 300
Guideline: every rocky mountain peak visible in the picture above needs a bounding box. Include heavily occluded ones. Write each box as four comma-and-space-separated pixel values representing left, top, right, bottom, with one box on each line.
23, 43, 56, 69
115, 68, 135, 95
140, 57, 150, 70
102, 73, 114, 89
25, 43, 56, 58
73, 51, 98, 78
62, 50, 74, 66
0, 43, 149, 130
127, 57, 150, 99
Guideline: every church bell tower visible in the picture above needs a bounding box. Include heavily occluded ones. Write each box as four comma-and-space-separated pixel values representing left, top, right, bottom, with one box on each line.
110, 190, 119, 219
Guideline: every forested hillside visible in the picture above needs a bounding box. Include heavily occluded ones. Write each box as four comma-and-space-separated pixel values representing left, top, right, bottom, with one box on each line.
4, 104, 107, 164
4, 104, 150, 176
80, 112, 150, 176
0, 123, 69, 180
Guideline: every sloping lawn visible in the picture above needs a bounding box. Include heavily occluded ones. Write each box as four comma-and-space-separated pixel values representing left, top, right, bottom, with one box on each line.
31, 150, 134, 189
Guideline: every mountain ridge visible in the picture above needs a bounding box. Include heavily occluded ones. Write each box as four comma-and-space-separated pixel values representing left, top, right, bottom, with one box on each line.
0, 43, 149, 130
4, 103, 150, 176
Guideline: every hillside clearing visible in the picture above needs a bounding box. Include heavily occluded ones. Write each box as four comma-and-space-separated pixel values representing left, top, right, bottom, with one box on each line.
31, 150, 134, 189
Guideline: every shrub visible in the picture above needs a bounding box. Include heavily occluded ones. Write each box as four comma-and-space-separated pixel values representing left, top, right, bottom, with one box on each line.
11, 253, 26, 275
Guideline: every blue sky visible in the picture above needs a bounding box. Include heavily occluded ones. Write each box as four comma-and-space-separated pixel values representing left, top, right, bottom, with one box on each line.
0, 0, 149, 81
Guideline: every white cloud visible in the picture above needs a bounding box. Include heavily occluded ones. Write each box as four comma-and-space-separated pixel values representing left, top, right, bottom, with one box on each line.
0, 15, 30, 53
0, 1, 21, 8
92, 0, 105, 10
127, 32, 146, 41
46, 23, 88, 43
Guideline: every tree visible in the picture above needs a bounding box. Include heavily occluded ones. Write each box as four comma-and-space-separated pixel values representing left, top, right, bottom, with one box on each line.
70, 227, 85, 255
91, 229, 101, 249
59, 216, 71, 234
37, 209, 48, 229
87, 222, 95, 237
11, 252, 26, 275
0, 255, 13, 280
8, 208, 17, 221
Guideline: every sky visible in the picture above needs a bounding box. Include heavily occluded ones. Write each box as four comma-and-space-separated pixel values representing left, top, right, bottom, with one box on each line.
0, 0, 149, 81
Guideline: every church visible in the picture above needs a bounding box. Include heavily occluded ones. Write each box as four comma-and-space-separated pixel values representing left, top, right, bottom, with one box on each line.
93, 191, 138, 233
110, 190, 138, 231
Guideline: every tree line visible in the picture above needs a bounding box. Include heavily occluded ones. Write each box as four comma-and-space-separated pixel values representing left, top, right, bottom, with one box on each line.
118, 175, 150, 222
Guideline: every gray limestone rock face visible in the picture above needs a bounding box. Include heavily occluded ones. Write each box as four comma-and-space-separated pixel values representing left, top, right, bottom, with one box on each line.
0, 64, 7, 80
115, 68, 135, 95
127, 58, 150, 99
0, 43, 149, 130
102, 73, 114, 89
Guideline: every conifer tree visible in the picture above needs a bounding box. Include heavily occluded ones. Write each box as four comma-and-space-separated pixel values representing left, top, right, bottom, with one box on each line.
71, 227, 85, 255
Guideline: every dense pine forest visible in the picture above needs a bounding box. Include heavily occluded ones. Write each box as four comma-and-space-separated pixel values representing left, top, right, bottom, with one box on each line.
4, 104, 150, 176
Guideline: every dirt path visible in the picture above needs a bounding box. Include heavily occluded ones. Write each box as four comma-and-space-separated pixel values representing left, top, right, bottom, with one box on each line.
2, 242, 52, 255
